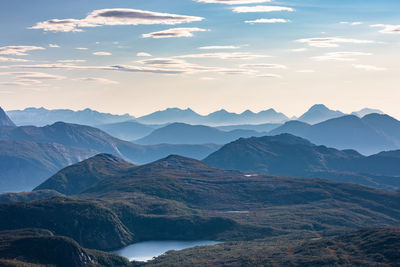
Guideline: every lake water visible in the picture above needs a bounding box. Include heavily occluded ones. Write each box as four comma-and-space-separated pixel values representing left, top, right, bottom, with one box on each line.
113, 240, 220, 262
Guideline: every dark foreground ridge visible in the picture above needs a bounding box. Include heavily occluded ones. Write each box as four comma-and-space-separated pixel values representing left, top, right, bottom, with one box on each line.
145, 226, 400, 266
1, 154, 400, 266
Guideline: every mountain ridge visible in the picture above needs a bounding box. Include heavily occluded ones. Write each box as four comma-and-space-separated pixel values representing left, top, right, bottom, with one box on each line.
0, 107, 15, 127
204, 133, 400, 190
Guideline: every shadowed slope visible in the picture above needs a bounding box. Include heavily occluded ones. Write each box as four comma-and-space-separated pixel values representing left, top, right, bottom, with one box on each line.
35, 154, 135, 195
204, 134, 400, 190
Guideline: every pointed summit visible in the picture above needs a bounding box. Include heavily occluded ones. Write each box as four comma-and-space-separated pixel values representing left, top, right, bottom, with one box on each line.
0, 107, 16, 127
298, 104, 344, 124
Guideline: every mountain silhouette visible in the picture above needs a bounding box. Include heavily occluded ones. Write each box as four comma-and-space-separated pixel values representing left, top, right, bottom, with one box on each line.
0, 121, 220, 163
298, 104, 345, 124
97, 120, 156, 141
0, 140, 95, 193
136, 107, 289, 125
352, 108, 384, 117
204, 133, 400, 190
35, 154, 135, 195
135, 122, 265, 145
270, 114, 400, 154
7, 107, 134, 126
0, 107, 15, 127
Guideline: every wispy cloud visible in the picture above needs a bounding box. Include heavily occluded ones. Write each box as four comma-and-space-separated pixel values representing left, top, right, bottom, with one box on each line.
370, 24, 400, 34
340, 21, 363, 26
5, 72, 66, 80
232, 6, 294, 13
0, 57, 30, 62
138, 58, 188, 67
137, 52, 152, 57
245, 18, 290, 24
256, 73, 282, 78
313, 51, 371, 61
198, 45, 241, 50
291, 48, 308, 52
30, 8, 204, 33
353, 64, 386, 71
176, 52, 270, 60
296, 37, 375, 48
57, 59, 87, 63
76, 47, 89, 50
93, 52, 112, 56
49, 44, 60, 48
0, 46, 45, 56
75, 77, 119, 85
142, 28, 209, 38
240, 63, 287, 69
0, 71, 65, 87
195, 0, 272, 4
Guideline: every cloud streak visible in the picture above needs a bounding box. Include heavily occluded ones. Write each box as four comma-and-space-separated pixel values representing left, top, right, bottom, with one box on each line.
370, 24, 400, 34
195, 0, 272, 4
353, 64, 386, 71
296, 37, 375, 48
245, 18, 290, 24
0, 57, 30, 62
199, 45, 241, 50
75, 77, 119, 85
0, 46, 45, 56
232, 6, 294, 13
30, 8, 204, 32
176, 52, 270, 60
313, 51, 372, 61
142, 28, 209, 38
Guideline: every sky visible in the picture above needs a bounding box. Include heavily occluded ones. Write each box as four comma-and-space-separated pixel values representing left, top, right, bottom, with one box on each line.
0, 0, 399, 118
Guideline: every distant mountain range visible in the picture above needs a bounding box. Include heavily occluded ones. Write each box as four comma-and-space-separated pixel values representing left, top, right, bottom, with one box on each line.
7, 107, 134, 126
204, 134, 400, 190
6, 105, 386, 128
0, 140, 95, 193
136, 108, 290, 125
0, 121, 220, 192
270, 113, 400, 155
135, 123, 266, 145
97, 120, 157, 141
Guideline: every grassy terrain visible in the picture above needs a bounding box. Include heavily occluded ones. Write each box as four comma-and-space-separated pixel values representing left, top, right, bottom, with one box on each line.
145, 226, 400, 266
1, 154, 400, 266
0, 229, 129, 267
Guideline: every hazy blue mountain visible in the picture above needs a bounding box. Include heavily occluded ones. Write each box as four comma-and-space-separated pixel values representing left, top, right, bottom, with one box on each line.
0, 107, 15, 127
204, 134, 400, 190
298, 104, 345, 124
0, 122, 220, 165
7, 107, 134, 126
97, 120, 157, 141
135, 123, 265, 145
270, 114, 400, 155
217, 123, 281, 133
137, 107, 289, 125
137, 108, 203, 125
352, 108, 384, 117
206, 109, 288, 125
0, 140, 95, 193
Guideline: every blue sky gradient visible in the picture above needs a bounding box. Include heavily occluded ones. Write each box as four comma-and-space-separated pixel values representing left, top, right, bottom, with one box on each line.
0, 0, 399, 117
